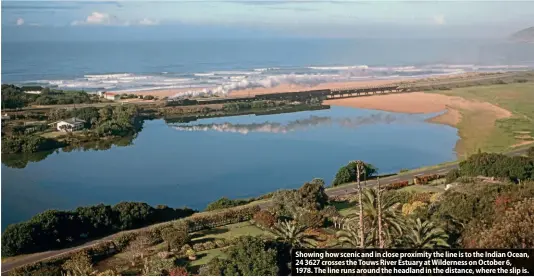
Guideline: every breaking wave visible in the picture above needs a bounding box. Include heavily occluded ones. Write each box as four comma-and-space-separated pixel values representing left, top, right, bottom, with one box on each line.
20, 63, 533, 97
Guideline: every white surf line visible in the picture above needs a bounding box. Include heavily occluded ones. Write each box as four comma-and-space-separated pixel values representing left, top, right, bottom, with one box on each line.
414, 173, 424, 176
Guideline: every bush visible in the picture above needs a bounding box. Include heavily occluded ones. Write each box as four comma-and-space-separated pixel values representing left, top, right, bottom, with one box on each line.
2, 135, 64, 154
297, 210, 325, 228
466, 198, 534, 248
184, 205, 260, 232
161, 223, 189, 252
113, 232, 138, 251
409, 192, 433, 204
205, 197, 250, 211
445, 168, 461, 183
331, 161, 378, 187
528, 147, 534, 159
458, 152, 534, 182
253, 210, 276, 229
169, 267, 189, 276
1, 202, 195, 257
204, 236, 279, 276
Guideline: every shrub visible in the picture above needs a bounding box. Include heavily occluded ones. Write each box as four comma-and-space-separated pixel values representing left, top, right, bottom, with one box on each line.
458, 152, 534, 182
409, 192, 433, 204
205, 197, 250, 211
402, 201, 428, 216
331, 161, 378, 187
204, 236, 279, 276
297, 210, 325, 229
445, 168, 461, 183
466, 198, 534, 248
161, 224, 189, 252
113, 232, 138, 251
253, 210, 276, 229
527, 147, 534, 159
169, 267, 189, 276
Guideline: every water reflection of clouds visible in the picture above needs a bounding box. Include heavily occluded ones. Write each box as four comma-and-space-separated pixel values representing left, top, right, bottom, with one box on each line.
171, 114, 416, 135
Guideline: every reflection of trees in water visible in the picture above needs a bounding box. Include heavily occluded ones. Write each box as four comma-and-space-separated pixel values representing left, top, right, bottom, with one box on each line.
2, 136, 136, 169
2, 150, 56, 169
172, 113, 407, 135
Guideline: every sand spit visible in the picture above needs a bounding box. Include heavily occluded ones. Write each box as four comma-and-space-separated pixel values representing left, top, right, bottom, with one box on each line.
324, 92, 511, 127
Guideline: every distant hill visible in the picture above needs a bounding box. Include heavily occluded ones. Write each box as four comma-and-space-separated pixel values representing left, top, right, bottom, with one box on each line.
510, 27, 534, 43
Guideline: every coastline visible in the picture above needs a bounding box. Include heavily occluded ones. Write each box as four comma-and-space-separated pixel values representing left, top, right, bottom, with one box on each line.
324, 91, 514, 157
116, 72, 486, 98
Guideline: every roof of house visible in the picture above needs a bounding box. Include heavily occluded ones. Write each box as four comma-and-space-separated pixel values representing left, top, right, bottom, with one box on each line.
62, 117, 86, 124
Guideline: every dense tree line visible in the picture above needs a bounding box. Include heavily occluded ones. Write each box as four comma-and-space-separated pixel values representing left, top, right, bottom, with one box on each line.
1, 202, 196, 257
457, 152, 534, 182
1, 84, 93, 109
204, 197, 252, 211
1, 135, 64, 154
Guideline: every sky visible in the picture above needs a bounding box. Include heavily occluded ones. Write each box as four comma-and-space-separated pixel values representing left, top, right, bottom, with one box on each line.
2, 0, 534, 40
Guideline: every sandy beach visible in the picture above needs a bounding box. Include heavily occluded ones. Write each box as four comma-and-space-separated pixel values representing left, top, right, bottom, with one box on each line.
324, 92, 512, 127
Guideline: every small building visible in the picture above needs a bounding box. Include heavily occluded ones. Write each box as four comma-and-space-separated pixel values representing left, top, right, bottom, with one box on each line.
103, 92, 120, 101
1, 113, 10, 120
53, 118, 86, 132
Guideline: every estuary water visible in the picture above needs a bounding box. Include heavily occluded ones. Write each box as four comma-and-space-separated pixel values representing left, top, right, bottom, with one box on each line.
1, 106, 458, 228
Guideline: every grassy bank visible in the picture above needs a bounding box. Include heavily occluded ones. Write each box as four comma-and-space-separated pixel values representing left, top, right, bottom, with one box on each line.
431, 82, 534, 156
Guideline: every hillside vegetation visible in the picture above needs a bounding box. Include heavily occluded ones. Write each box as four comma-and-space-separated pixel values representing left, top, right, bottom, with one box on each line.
4, 148, 534, 276
432, 82, 534, 155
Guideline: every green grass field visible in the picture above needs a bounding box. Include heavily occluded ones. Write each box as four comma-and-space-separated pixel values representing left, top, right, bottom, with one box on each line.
431, 83, 534, 155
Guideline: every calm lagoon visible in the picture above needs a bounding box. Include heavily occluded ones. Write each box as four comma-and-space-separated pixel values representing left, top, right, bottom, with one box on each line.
1, 106, 458, 228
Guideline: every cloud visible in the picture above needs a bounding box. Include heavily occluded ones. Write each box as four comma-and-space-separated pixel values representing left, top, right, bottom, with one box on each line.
433, 14, 446, 25
16, 18, 25, 26
72, 12, 157, 26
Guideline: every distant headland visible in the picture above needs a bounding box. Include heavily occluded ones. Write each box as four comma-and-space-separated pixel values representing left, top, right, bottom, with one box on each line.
510, 26, 534, 43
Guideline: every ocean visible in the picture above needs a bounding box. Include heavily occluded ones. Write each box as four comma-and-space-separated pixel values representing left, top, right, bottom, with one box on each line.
2, 38, 534, 96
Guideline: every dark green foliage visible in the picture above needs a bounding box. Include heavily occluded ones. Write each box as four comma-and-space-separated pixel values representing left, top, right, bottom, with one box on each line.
298, 180, 329, 211
75, 204, 115, 237
458, 152, 534, 182
205, 197, 251, 211
112, 202, 154, 230
445, 168, 461, 183
1, 85, 92, 108
161, 223, 189, 251
1, 135, 64, 154
205, 236, 279, 276
153, 205, 196, 223
144, 95, 155, 100
527, 147, 534, 159
331, 161, 378, 187
70, 107, 99, 127
272, 179, 329, 218
1, 202, 195, 257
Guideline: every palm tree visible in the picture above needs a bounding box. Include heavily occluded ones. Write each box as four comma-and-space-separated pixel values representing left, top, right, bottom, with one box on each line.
402, 218, 450, 249
350, 160, 366, 248
335, 220, 369, 248
351, 188, 404, 247
268, 220, 315, 249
